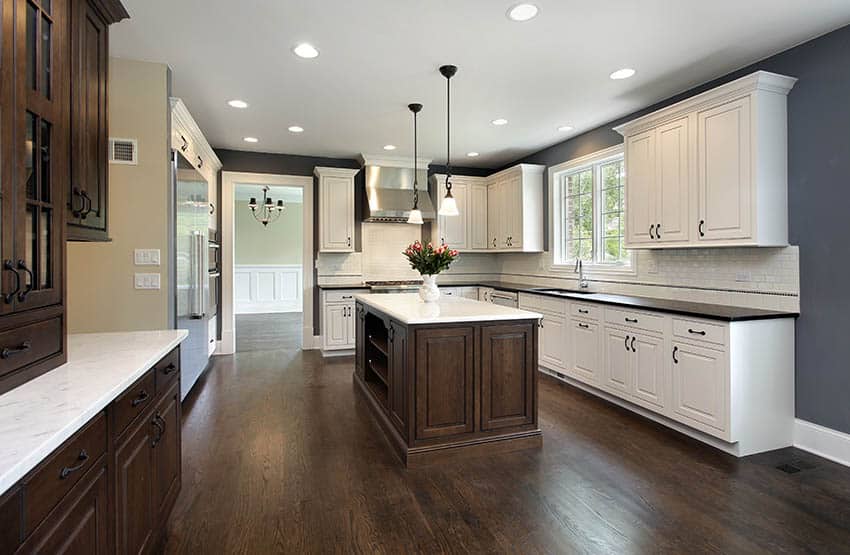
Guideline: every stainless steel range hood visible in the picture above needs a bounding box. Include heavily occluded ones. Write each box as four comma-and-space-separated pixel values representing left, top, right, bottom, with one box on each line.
361, 155, 435, 223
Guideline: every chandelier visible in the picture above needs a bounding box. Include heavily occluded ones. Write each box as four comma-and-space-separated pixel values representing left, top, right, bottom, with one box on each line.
248, 186, 285, 226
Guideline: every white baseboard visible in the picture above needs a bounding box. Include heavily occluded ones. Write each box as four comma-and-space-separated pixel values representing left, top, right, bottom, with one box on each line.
794, 419, 850, 468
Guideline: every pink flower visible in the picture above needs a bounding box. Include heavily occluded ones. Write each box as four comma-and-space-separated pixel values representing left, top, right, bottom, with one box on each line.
436, 245, 446, 254
450, 250, 458, 257
427, 242, 433, 249
412, 242, 421, 251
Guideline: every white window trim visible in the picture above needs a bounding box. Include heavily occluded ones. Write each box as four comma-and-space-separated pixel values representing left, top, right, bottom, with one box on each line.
548, 144, 637, 277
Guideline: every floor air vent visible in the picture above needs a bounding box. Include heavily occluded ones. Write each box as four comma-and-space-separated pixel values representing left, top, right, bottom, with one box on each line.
109, 138, 138, 165
776, 459, 817, 474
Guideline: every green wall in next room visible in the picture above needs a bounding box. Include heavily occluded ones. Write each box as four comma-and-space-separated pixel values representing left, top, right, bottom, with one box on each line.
235, 199, 303, 265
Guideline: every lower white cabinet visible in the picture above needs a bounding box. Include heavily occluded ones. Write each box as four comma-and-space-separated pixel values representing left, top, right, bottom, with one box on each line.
603, 326, 631, 394
671, 340, 727, 433
631, 332, 666, 411
539, 313, 568, 370
571, 319, 600, 384
321, 289, 361, 353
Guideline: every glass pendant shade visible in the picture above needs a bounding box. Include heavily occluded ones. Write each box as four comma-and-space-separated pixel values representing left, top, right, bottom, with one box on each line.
407, 208, 424, 225
439, 191, 459, 216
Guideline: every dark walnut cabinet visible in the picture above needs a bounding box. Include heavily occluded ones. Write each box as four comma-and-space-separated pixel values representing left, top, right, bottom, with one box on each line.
355, 302, 541, 467
0, 348, 182, 555
0, 0, 127, 395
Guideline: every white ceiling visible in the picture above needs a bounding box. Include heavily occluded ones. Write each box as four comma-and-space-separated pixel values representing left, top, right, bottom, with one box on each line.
111, 0, 850, 168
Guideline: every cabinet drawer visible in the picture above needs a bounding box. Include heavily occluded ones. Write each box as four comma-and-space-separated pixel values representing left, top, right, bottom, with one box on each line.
605, 308, 664, 334
0, 317, 62, 380
519, 293, 565, 315
324, 289, 365, 303
154, 347, 180, 394
24, 412, 107, 536
570, 302, 600, 320
113, 370, 156, 437
673, 318, 727, 347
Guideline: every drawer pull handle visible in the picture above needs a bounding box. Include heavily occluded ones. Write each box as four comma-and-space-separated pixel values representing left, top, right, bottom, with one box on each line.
341, 295, 353, 300
673, 346, 679, 364
625, 317, 638, 324
624, 335, 629, 351
59, 450, 89, 479
131, 390, 150, 407
699, 220, 705, 237
578, 309, 589, 314
631, 337, 636, 352
578, 323, 589, 329
1, 340, 32, 359
162, 363, 178, 375
688, 328, 707, 336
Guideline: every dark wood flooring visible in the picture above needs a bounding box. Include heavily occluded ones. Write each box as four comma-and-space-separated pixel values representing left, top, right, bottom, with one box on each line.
166, 315, 850, 553
236, 312, 302, 352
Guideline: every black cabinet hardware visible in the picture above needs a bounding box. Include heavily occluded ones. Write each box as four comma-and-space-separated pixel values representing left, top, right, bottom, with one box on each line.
3, 260, 20, 304
649, 224, 655, 239
493, 238, 497, 248
1, 340, 31, 359
656, 223, 662, 239
79, 190, 93, 219
341, 295, 353, 300
17, 261, 34, 302
151, 415, 164, 447
624, 335, 629, 351
71, 187, 85, 217
347, 236, 351, 248
209, 203, 215, 215
59, 450, 89, 479
673, 346, 679, 364
578, 323, 589, 329
180, 135, 188, 152
625, 317, 638, 324
131, 390, 149, 407
630, 337, 636, 352
688, 328, 707, 336
162, 363, 178, 375
197, 156, 203, 169
578, 308, 589, 314
699, 220, 705, 237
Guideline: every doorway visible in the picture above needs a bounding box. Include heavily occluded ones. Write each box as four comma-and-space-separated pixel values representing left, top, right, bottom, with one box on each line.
220, 172, 315, 355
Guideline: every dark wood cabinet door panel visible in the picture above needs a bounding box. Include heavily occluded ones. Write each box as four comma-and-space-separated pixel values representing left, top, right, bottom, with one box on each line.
152, 382, 181, 523
115, 413, 155, 555
414, 327, 475, 440
67, 0, 109, 240
24, 410, 107, 535
0, 486, 22, 553
22, 465, 109, 555
388, 321, 407, 437
480, 323, 536, 431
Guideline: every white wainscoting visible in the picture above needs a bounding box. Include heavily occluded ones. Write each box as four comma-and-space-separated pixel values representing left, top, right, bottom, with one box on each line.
235, 264, 303, 314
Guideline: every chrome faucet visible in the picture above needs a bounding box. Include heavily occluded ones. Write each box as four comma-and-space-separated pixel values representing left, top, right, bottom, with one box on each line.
575, 259, 589, 289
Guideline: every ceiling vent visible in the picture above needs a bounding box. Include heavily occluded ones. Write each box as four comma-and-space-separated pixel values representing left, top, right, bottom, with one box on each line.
109, 138, 138, 165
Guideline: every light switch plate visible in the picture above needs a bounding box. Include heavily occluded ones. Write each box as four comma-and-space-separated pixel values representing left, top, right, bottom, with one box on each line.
134, 273, 161, 290
134, 249, 161, 266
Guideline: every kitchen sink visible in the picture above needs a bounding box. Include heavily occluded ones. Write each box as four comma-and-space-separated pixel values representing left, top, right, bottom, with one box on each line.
530, 288, 593, 296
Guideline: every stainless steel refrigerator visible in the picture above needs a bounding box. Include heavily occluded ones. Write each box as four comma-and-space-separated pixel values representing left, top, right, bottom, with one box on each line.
173, 151, 210, 400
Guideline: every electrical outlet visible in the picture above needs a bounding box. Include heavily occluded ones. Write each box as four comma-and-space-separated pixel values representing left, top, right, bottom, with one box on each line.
134, 249, 161, 266
735, 271, 752, 282
134, 273, 161, 290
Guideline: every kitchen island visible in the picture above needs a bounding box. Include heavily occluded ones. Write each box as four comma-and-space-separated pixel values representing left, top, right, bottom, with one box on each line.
354, 293, 543, 466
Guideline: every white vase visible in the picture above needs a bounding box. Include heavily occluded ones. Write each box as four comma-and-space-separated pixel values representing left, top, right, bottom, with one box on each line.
419, 274, 440, 303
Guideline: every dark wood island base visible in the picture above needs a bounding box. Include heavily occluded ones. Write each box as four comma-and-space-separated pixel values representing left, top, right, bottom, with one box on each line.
354, 298, 542, 467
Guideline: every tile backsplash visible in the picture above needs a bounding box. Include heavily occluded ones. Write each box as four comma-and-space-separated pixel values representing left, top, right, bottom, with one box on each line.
317, 223, 800, 312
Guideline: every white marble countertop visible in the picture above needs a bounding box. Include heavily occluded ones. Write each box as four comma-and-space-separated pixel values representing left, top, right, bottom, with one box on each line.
354, 293, 542, 325
0, 329, 188, 495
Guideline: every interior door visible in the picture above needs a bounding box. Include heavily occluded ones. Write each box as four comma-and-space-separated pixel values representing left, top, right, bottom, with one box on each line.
602, 326, 630, 394
572, 320, 600, 385
656, 117, 690, 244
625, 129, 656, 245
631, 332, 666, 410
14, 0, 67, 311
697, 96, 752, 241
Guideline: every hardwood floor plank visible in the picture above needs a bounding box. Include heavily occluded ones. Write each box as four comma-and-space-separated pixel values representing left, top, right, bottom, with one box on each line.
163, 314, 850, 554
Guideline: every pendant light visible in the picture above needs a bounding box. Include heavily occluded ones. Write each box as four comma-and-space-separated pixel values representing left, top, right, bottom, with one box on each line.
407, 103, 424, 225
438, 64, 459, 217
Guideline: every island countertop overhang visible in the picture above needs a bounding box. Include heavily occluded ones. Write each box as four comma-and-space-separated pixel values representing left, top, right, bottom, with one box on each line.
354, 293, 542, 325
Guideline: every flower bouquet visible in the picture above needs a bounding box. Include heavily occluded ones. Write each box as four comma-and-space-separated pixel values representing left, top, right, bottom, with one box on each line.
403, 241, 459, 302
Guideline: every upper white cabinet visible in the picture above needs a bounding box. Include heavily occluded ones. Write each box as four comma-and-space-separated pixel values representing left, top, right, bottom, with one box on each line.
486, 164, 545, 252
316, 167, 359, 253
431, 174, 487, 251
615, 71, 797, 248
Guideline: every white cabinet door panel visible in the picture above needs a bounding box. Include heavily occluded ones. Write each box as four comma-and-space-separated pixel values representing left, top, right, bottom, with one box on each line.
540, 314, 567, 370
656, 117, 690, 244
320, 175, 355, 251
572, 320, 600, 385
487, 179, 503, 249
323, 304, 349, 349
603, 326, 631, 394
631, 333, 666, 410
671, 342, 727, 432
470, 183, 489, 250
438, 179, 469, 250
698, 96, 752, 241
626, 130, 656, 245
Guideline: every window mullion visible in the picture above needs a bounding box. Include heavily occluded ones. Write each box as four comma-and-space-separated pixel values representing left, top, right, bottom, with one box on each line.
593, 163, 601, 264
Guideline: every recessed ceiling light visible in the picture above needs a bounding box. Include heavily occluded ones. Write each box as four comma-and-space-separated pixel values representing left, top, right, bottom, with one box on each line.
227, 99, 248, 109
491, 118, 509, 126
467, 152, 480, 158
243, 137, 259, 143
383, 144, 397, 151
558, 125, 574, 132
288, 126, 304, 133
293, 43, 319, 59
507, 3, 539, 22
609, 68, 636, 80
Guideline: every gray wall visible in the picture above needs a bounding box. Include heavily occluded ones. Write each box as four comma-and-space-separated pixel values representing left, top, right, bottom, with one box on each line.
506, 24, 850, 434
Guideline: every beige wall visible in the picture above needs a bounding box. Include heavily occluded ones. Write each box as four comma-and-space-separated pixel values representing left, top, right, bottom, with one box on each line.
67, 58, 171, 333
235, 200, 303, 265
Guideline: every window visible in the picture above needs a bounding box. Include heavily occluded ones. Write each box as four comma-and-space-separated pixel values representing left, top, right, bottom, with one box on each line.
553, 146, 631, 268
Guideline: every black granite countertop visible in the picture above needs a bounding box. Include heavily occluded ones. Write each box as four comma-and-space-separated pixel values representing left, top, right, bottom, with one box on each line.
317, 283, 368, 290
457, 281, 798, 322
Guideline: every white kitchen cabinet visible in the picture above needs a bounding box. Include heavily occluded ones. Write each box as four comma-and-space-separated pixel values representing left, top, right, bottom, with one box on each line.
631, 333, 666, 410
571, 319, 600, 385
316, 167, 358, 252
321, 289, 360, 353
615, 71, 796, 248
539, 313, 568, 371
671, 340, 727, 433
486, 164, 545, 252
469, 182, 489, 250
603, 326, 631, 394
430, 175, 488, 252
